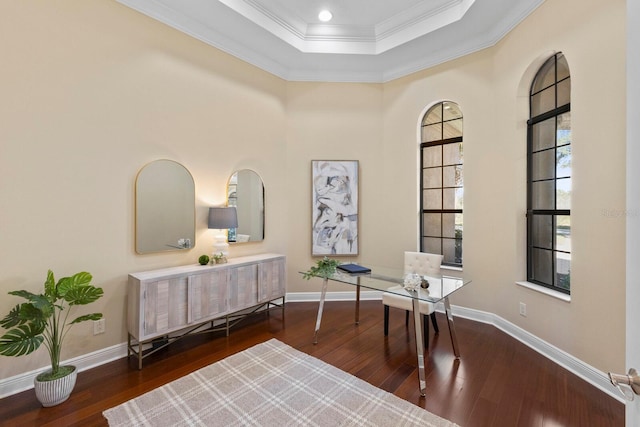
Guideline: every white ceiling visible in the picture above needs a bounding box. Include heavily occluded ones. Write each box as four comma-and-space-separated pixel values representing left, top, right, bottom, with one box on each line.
116, 0, 545, 83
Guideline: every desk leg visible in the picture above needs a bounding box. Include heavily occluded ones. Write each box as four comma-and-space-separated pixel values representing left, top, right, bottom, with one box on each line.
444, 297, 461, 358
314, 277, 329, 344
355, 277, 361, 325
412, 297, 427, 397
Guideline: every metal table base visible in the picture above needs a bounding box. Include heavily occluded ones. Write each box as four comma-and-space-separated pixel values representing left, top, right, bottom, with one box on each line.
312, 278, 461, 397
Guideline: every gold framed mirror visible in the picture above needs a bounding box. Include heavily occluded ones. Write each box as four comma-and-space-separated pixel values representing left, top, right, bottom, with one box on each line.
135, 159, 195, 254
227, 169, 264, 243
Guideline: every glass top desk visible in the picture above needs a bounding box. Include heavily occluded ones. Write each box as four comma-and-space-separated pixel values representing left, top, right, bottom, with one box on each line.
301, 266, 471, 397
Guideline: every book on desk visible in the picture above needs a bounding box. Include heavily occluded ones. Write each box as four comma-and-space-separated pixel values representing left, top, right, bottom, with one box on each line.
337, 263, 371, 275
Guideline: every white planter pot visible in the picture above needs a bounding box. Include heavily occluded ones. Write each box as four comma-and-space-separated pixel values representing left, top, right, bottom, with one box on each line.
33, 366, 77, 407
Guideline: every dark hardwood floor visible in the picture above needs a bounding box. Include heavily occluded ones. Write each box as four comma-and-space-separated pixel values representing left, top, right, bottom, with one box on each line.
0, 301, 624, 427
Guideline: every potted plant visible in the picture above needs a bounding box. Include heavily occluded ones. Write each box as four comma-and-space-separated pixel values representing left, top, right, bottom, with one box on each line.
212, 253, 227, 264
302, 257, 340, 280
0, 270, 104, 407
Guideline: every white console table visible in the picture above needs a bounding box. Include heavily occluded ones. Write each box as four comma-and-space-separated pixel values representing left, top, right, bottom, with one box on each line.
127, 253, 286, 369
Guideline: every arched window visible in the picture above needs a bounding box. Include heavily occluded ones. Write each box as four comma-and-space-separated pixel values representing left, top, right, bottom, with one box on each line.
527, 53, 571, 293
420, 101, 463, 267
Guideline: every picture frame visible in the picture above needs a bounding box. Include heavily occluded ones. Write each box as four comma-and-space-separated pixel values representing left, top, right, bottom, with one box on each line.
311, 160, 359, 256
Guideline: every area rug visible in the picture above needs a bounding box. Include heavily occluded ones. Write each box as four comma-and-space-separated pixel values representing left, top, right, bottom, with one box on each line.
103, 338, 457, 426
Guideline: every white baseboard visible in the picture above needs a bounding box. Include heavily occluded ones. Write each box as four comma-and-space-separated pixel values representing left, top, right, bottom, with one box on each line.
286, 291, 624, 403
0, 291, 623, 404
0, 342, 128, 399
450, 305, 623, 403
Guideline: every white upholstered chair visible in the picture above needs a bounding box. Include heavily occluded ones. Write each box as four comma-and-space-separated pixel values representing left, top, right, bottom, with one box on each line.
382, 252, 443, 348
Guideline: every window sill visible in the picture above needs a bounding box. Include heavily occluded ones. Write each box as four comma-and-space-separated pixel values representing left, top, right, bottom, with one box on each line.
516, 281, 571, 302
442, 265, 463, 272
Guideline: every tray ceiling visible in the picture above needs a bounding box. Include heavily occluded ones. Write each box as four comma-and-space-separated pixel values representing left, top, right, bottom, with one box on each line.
117, 0, 545, 82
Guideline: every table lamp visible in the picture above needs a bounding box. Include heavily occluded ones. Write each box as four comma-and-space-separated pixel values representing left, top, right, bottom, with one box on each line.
208, 207, 238, 257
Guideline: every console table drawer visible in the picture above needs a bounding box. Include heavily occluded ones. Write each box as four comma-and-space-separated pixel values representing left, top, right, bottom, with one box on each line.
127, 254, 286, 368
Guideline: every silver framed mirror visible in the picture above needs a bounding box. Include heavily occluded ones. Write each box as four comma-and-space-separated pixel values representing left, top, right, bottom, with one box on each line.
227, 169, 264, 243
135, 159, 195, 254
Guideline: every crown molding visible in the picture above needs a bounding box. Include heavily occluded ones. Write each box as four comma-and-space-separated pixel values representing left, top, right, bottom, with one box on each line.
218, 0, 307, 51
116, 0, 546, 83
219, 0, 477, 55
375, 0, 474, 54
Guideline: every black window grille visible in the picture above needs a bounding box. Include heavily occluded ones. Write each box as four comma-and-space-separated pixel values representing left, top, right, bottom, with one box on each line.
420, 101, 463, 267
527, 53, 571, 293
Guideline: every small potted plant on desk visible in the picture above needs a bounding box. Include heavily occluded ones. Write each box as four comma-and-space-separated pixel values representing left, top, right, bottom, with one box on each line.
0, 270, 104, 407
302, 257, 340, 280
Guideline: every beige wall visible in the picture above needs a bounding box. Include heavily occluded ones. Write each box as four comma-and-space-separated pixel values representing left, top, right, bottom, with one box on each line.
0, 1, 287, 378
0, 0, 625, 381
286, 0, 627, 373
285, 82, 384, 293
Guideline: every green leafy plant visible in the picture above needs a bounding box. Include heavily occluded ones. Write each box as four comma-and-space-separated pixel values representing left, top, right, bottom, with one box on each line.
0, 270, 104, 381
212, 253, 227, 264
198, 255, 210, 265
302, 257, 340, 280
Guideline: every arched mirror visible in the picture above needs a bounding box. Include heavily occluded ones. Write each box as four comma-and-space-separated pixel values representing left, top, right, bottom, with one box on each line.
135, 160, 195, 254
227, 169, 264, 243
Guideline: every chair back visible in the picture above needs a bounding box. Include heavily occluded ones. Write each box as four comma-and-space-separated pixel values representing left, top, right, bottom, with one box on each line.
404, 251, 443, 276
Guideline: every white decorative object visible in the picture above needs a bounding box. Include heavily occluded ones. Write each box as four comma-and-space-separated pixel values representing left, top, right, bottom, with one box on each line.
208, 207, 238, 257
403, 273, 422, 291
212, 234, 230, 257
34, 366, 77, 407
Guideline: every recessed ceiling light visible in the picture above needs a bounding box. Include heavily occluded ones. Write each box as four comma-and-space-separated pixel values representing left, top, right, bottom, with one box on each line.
318, 10, 333, 22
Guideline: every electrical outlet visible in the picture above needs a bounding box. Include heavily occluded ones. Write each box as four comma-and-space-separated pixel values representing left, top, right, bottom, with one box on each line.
519, 302, 527, 317
93, 318, 105, 335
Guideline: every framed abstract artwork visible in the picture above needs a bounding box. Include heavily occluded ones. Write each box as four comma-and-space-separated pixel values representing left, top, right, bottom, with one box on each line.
311, 160, 359, 256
